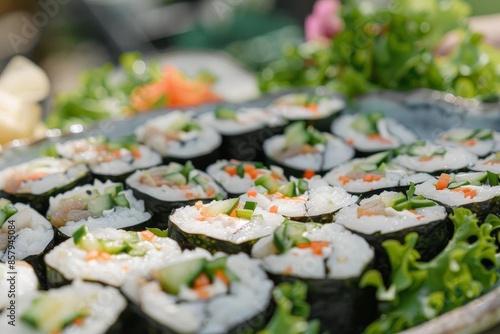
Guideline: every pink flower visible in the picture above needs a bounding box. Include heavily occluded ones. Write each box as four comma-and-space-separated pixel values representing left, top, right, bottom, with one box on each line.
305, 0, 343, 42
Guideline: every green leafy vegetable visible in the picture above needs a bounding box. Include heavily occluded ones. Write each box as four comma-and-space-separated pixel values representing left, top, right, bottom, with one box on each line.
258, 0, 500, 100
360, 208, 500, 333
146, 228, 169, 238
258, 281, 320, 334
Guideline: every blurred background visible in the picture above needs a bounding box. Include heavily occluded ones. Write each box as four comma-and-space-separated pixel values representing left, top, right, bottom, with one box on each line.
2, 0, 498, 94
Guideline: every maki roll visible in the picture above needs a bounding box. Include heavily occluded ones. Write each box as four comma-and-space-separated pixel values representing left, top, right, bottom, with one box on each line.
0, 279, 127, 334
122, 251, 273, 334
46, 179, 151, 239
415, 171, 500, 221
0, 261, 38, 311
331, 112, 418, 155
0, 200, 54, 287
436, 128, 499, 157
0, 158, 89, 213
126, 162, 224, 228
239, 176, 358, 224
55, 135, 162, 182
252, 220, 375, 333
469, 152, 500, 174
135, 111, 221, 169
335, 187, 449, 277
197, 106, 285, 161
263, 121, 354, 177
168, 198, 285, 254
206, 159, 287, 197
323, 151, 433, 196
44, 226, 182, 287
269, 92, 344, 131
392, 141, 477, 174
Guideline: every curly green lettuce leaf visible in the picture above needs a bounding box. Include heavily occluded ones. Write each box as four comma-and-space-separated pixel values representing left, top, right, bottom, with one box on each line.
259, 281, 320, 334
360, 208, 500, 334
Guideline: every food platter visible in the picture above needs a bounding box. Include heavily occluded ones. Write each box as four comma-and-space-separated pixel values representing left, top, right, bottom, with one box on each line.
0, 88, 499, 334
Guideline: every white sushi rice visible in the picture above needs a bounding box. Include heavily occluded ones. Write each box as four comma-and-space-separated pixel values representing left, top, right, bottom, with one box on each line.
269, 93, 344, 120
47, 179, 151, 236
197, 107, 285, 135
126, 166, 224, 201
323, 159, 433, 193
469, 153, 500, 174
135, 111, 221, 158
436, 128, 499, 157
414, 172, 500, 207
44, 227, 182, 287
239, 178, 358, 217
263, 133, 354, 171
335, 191, 447, 234
252, 223, 373, 279
0, 262, 38, 310
0, 158, 88, 195
0, 279, 126, 334
88, 145, 162, 176
392, 142, 477, 173
170, 201, 285, 244
122, 251, 273, 334
331, 115, 418, 152
0, 203, 54, 261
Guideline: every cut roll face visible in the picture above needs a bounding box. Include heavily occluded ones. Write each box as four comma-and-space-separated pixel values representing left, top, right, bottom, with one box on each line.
436, 128, 499, 157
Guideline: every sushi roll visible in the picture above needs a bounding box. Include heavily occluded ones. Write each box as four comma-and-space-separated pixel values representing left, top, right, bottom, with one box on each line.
269, 92, 344, 131
331, 112, 418, 155
122, 250, 273, 334
0, 200, 54, 288
206, 159, 287, 197
263, 121, 354, 177
252, 221, 375, 333
55, 135, 162, 182
135, 111, 222, 169
392, 141, 477, 174
197, 106, 286, 161
239, 176, 358, 224
168, 198, 285, 254
0, 279, 127, 334
46, 179, 151, 239
323, 151, 433, 196
0, 158, 90, 213
44, 226, 182, 287
126, 162, 224, 228
469, 152, 500, 174
436, 128, 499, 157
415, 171, 500, 221
0, 261, 38, 311
335, 187, 449, 278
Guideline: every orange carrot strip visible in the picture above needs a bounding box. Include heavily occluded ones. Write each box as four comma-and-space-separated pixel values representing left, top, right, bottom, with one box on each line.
338, 176, 351, 185
224, 166, 238, 176
85, 250, 99, 261
435, 173, 451, 190
215, 269, 230, 285
193, 273, 210, 289
303, 169, 316, 179
247, 190, 258, 197
269, 205, 278, 213
141, 230, 155, 242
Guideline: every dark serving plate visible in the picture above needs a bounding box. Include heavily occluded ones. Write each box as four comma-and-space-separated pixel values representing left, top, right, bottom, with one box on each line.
0, 88, 499, 334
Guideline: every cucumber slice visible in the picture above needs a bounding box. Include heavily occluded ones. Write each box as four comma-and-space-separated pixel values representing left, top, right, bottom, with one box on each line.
20, 294, 88, 333
475, 129, 493, 140
3, 204, 17, 219
99, 239, 127, 254
0, 211, 7, 227
192, 174, 208, 190
358, 163, 378, 172
448, 181, 470, 189
75, 231, 101, 251
215, 107, 237, 120
297, 179, 308, 194
284, 122, 309, 148
236, 164, 245, 178
308, 128, 326, 145
87, 194, 114, 217
0, 198, 12, 210
205, 198, 239, 215
122, 231, 140, 244
380, 193, 406, 208
72, 225, 89, 244
255, 174, 280, 193
487, 171, 499, 186
274, 221, 308, 254
277, 181, 297, 198
164, 172, 187, 186
104, 184, 124, 197
113, 193, 130, 208
159, 258, 207, 295
235, 209, 253, 220
408, 198, 436, 209
351, 114, 378, 135
366, 151, 392, 165
126, 244, 149, 257
243, 201, 257, 211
